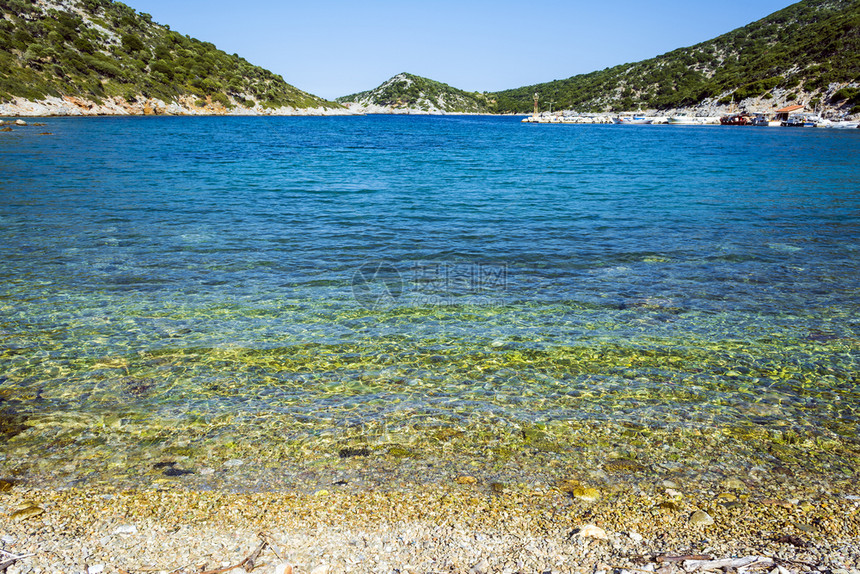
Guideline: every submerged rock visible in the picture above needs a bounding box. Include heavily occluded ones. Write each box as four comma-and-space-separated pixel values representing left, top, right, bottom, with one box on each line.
12, 504, 44, 521
572, 485, 601, 502
689, 510, 714, 526
603, 458, 645, 473
15, 119, 27, 126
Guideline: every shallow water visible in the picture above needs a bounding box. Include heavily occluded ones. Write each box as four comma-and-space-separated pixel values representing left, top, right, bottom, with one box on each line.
1, 116, 859, 490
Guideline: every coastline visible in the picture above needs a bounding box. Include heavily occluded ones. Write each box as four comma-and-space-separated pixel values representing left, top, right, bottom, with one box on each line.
2, 479, 859, 573
0, 95, 358, 118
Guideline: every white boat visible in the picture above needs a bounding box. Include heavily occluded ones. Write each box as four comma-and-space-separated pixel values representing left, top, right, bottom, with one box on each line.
782, 113, 821, 127
750, 114, 770, 127
668, 114, 698, 125
831, 121, 860, 129
612, 115, 652, 125
667, 114, 720, 125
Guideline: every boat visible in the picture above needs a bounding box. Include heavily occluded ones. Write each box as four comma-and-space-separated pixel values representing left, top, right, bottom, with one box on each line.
668, 114, 698, 125
668, 114, 721, 125
781, 113, 821, 127
612, 114, 652, 125
750, 113, 770, 126
831, 120, 860, 129
719, 113, 751, 126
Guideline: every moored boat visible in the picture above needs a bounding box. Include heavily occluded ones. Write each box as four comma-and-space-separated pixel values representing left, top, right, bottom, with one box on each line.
750, 113, 771, 126
720, 113, 751, 126
781, 113, 821, 127
612, 114, 652, 125
668, 114, 697, 125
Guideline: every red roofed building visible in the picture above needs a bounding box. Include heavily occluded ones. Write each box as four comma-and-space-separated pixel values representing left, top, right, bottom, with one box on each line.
775, 105, 804, 122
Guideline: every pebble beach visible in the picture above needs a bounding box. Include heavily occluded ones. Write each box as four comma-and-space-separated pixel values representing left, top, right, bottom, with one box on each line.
2, 457, 860, 574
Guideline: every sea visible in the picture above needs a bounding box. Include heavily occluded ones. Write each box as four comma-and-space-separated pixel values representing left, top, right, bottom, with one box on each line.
1, 115, 858, 492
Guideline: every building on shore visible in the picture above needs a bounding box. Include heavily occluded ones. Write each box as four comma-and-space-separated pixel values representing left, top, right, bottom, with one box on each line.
774, 105, 804, 123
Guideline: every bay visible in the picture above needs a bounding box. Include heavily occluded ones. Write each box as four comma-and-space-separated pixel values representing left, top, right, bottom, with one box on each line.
1, 115, 858, 489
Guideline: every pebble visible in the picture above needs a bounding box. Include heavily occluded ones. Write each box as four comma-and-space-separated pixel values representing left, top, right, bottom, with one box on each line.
721, 477, 746, 490
224, 459, 244, 468
689, 510, 714, 526
455, 475, 478, 485
11, 504, 44, 521
15, 119, 27, 126
274, 564, 293, 574
572, 486, 601, 502
576, 524, 608, 540
88, 565, 104, 574
1, 534, 16, 544
471, 558, 490, 574
113, 524, 138, 535
603, 459, 645, 473
309, 564, 329, 574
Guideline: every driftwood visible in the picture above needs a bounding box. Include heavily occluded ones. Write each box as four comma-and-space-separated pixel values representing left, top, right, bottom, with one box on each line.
197, 539, 268, 574
0, 551, 35, 573
683, 556, 775, 573
656, 554, 713, 563
126, 532, 279, 574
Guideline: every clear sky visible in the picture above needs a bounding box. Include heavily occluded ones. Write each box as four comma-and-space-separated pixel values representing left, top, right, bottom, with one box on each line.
128, 0, 793, 100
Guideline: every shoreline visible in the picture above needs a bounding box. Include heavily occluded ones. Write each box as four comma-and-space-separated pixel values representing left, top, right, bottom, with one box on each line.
1, 479, 859, 573
0, 95, 358, 118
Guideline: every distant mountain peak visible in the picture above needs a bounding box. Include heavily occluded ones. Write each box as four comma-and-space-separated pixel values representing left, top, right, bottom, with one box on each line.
337, 73, 494, 114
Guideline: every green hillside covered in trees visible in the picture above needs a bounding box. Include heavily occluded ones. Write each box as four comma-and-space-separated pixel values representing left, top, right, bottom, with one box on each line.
0, 0, 333, 110
491, 0, 860, 113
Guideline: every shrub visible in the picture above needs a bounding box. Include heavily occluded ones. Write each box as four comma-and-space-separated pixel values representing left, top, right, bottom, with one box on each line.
121, 33, 144, 52
74, 36, 95, 53
150, 60, 174, 80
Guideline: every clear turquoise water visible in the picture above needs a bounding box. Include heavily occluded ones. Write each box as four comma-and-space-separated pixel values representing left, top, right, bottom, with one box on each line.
1, 116, 859, 488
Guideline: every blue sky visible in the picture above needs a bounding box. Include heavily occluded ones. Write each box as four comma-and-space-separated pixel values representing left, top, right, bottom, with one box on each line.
129, 0, 793, 100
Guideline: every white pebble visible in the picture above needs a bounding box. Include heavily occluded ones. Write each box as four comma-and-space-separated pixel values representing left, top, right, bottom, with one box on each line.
1, 534, 15, 544
88, 565, 105, 574
224, 459, 244, 468
577, 524, 608, 540
114, 524, 138, 535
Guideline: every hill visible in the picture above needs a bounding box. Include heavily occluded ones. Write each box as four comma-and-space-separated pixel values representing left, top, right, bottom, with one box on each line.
0, 0, 346, 116
336, 73, 494, 114
491, 0, 860, 114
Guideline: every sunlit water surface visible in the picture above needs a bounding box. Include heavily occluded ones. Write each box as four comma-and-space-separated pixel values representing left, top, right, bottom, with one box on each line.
1, 116, 858, 491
